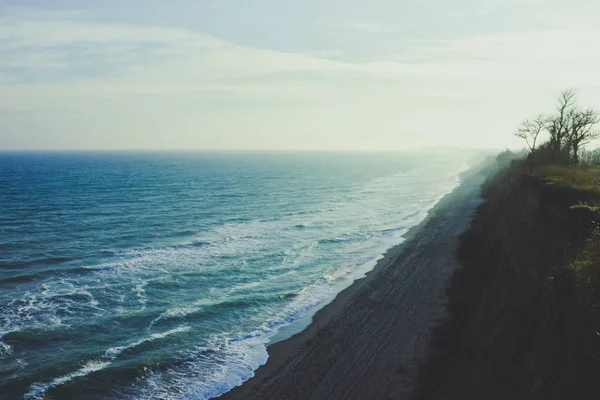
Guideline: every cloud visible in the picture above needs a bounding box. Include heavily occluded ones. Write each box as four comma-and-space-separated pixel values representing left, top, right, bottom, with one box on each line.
0, 7, 90, 21
0, 18, 220, 48
341, 21, 395, 34
398, 29, 600, 65
1, 5, 600, 150
0, 8, 355, 86
0, 11, 227, 84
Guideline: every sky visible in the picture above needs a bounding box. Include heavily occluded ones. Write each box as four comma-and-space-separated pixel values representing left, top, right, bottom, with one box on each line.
1, 0, 600, 151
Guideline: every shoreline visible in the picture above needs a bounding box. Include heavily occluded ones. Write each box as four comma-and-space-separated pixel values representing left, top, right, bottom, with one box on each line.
218, 162, 488, 400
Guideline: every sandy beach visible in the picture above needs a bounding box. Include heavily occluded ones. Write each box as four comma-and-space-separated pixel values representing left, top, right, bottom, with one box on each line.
219, 166, 487, 400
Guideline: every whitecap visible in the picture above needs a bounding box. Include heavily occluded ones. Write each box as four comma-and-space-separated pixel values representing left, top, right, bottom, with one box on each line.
24, 326, 190, 399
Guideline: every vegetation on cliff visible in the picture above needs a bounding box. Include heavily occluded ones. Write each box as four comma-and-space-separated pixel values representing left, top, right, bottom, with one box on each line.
415, 91, 600, 400
515, 89, 599, 165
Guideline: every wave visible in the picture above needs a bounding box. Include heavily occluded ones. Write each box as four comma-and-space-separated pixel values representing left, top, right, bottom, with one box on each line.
378, 226, 410, 236
119, 271, 337, 400
26, 360, 112, 399
115, 245, 388, 400
124, 164, 471, 400
0, 336, 13, 357
168, 230, 197, 238
318, 237, 352, 245
24, 326, 190, 399
3, 157, 472, 400
0, 273, 44, 284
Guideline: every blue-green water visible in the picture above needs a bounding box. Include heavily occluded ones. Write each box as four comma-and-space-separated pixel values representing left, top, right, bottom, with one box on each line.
0, 151, 471, 399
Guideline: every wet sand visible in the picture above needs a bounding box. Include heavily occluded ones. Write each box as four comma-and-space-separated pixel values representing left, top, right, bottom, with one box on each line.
218, 166, 486, 400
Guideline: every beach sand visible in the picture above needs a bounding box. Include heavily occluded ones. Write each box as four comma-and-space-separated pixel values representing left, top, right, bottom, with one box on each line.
218, 166, 487, 400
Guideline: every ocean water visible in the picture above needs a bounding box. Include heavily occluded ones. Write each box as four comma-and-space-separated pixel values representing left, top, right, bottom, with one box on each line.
0, 151, 472, 400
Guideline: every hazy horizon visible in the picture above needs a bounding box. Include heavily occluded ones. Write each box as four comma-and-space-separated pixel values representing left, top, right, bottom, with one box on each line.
2, 1, 600, 151
0, 145, 498, 152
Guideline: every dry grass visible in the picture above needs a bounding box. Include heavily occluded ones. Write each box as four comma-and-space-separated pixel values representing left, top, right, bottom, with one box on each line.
537, 165, 598, 190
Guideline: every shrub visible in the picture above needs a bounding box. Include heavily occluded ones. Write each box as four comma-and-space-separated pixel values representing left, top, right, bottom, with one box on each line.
527, 141, 570, 167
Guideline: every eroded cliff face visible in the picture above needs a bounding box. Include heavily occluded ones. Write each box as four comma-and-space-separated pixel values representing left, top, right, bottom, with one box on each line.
416, 164, 600, 400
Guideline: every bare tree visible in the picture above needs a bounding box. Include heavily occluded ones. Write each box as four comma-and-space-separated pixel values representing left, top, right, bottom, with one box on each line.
515, 89, 599, 165
566, 107, 600, 164
515, 113, 546, 152
581, 148, 600, 165
547, 89, 578, 153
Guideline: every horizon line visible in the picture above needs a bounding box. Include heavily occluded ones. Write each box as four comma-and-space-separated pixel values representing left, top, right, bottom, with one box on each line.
0, 146, 502, 153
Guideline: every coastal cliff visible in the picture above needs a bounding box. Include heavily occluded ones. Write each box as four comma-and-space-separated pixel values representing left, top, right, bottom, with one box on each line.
416, 161, 600, 400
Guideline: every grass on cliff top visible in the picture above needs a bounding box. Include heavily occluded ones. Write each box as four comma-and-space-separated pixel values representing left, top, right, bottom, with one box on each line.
537, 165, 600, 191
536, 164, 600, 301
543, 164, 600, 313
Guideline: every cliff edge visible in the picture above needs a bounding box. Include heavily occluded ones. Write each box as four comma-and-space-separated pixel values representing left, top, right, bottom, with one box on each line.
416, 160, 600, 400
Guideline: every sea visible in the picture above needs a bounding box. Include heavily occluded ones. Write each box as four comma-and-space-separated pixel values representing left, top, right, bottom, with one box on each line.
0, 150, 474, 400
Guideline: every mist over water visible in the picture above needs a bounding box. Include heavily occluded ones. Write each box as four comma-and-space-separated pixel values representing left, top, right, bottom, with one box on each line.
0, 151, 472, 399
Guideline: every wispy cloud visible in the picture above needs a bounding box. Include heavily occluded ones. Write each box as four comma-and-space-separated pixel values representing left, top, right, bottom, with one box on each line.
392, 29, 600, 67
2, 4, 600, 150
341, 21, 395, 34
